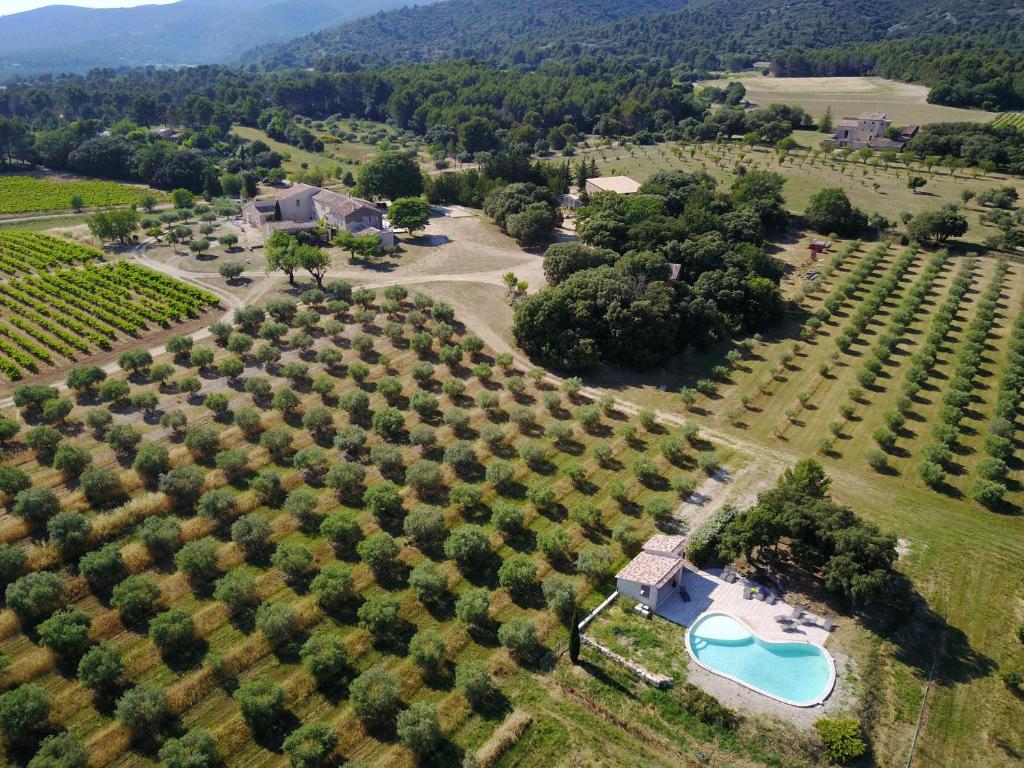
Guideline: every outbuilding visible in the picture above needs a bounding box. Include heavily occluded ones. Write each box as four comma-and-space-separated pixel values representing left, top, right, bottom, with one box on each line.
615, 535, 687, 609
584, 175, 641, 195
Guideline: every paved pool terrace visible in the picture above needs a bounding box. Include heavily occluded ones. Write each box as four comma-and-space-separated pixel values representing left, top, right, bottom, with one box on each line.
655, 566, 832, 648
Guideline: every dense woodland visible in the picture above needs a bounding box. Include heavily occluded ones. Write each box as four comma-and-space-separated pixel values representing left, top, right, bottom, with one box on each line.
511, 170, 788, 370
247, 0, 1024, 109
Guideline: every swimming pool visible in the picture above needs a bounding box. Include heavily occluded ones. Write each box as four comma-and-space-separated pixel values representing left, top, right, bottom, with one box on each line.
686, 612, 835, 706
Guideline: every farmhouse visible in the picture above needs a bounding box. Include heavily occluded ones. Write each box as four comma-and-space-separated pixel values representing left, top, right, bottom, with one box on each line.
584, 175, 641, 195
829, 112, 918, 151
615, 534, 686, 610
242, 183, 395, 246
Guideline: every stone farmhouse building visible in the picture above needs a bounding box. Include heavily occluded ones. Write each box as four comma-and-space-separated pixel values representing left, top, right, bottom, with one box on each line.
829, 112, 918, 151
242, 183, 395, 247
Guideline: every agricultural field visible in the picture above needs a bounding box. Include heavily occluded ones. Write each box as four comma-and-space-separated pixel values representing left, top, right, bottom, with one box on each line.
586, 242, 1024, 766
0, 234, 219, 383
0, 286, 782, 768
993, 112, 1024, 131
0, 176, 160, 216
697, 74, 999, 126
582, 138, 1024, 244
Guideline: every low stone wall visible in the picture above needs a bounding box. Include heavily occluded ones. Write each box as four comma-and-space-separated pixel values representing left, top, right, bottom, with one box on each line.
581, 635, 673, 689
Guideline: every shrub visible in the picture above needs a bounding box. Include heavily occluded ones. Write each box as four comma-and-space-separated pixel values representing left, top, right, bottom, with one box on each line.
301, 634, 349, 687
77, 643, 124, 693
685, 505, 739, 566
404, 505, 446, 548
115, 683, 167, 736
350, 666, 401, 726
234, 679, 285, 732
408, 628, 447, 674
37, 608, 91, 658
576, 545, 614, 581
498, 617, 539, 663
111, 575, 160, 625
0, 683, 51, 742
174, 537, 220, 585
272, 542, 315, 585
158, 729, 221, 768
139, 516, 181, 558
542, 575, 577, 621
256, 601, 298, 647
149, 608, 196, 659
47, 512, 91, 558
282, 723, 338, 768
814, 717, 867, 763
498, 554, 538, 600
357, 531, 399, 579
79, 543, 125, 594
310, 563, 355, 613
445, 524, 491, 569
408, 560, 449, 605
397, 702, 441, 757
13, 487, 60, 527
456, 660, 494, 707
28, 733, 87, 768
455, 587, 491, 629
319, 512, 362, 556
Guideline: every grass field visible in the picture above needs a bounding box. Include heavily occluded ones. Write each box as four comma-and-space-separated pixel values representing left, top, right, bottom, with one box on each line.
582, 138, 1024, 246
0, 175, 161, 216
0, 287, 837, 768
697, 74, 999, 126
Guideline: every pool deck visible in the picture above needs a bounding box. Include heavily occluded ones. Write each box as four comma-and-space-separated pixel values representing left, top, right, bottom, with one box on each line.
655, 566, 831, 647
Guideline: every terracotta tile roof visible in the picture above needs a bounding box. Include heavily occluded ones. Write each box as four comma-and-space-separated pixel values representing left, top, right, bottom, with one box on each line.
313, 189, 378, 217
643, 534, 686, 556
616, 552, 684, 588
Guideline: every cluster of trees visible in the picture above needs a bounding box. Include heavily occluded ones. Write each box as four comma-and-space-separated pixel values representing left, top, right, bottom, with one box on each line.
717, 460, 898, 605
904, 122, 1024, 173
483, 182, 562, 246
512, 170, 787, 370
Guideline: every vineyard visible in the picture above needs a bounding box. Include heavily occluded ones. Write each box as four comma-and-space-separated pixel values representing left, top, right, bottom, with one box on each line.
0, 232, 103, 275
0, 257, 220, 381
993, 112, 1024, 131
0, 288, 731, 768
0, 176, 155, 215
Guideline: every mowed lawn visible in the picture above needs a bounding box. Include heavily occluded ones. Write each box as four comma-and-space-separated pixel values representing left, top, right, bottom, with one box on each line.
582, 140, 1024, 246
696, 73, 1000, 126
584, 243, 1024, 766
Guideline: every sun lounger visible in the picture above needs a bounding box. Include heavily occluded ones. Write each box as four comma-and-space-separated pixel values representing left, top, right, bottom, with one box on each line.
790, 605, 803, 619
742, 588, 752, 600
766, 592, 778, 605
823, 616, 835, 632
754, 590, 766, 601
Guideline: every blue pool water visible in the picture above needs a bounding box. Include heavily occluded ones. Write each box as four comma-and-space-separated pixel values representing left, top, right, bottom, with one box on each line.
688, 613, 833, 706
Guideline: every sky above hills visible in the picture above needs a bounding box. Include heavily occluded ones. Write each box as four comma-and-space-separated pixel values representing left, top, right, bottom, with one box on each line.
0, 0, 176, 15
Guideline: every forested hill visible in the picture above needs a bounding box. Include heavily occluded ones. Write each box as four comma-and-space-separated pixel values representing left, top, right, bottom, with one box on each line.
0, 0, 439, 78
245, 0, 690, 70
248, 0, 1024, 109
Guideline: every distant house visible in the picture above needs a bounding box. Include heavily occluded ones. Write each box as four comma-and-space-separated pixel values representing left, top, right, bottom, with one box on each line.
242, 183, 395, 247
616, 535, 687, 610
584, 175, 641, 195
829, 112, 918, 151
